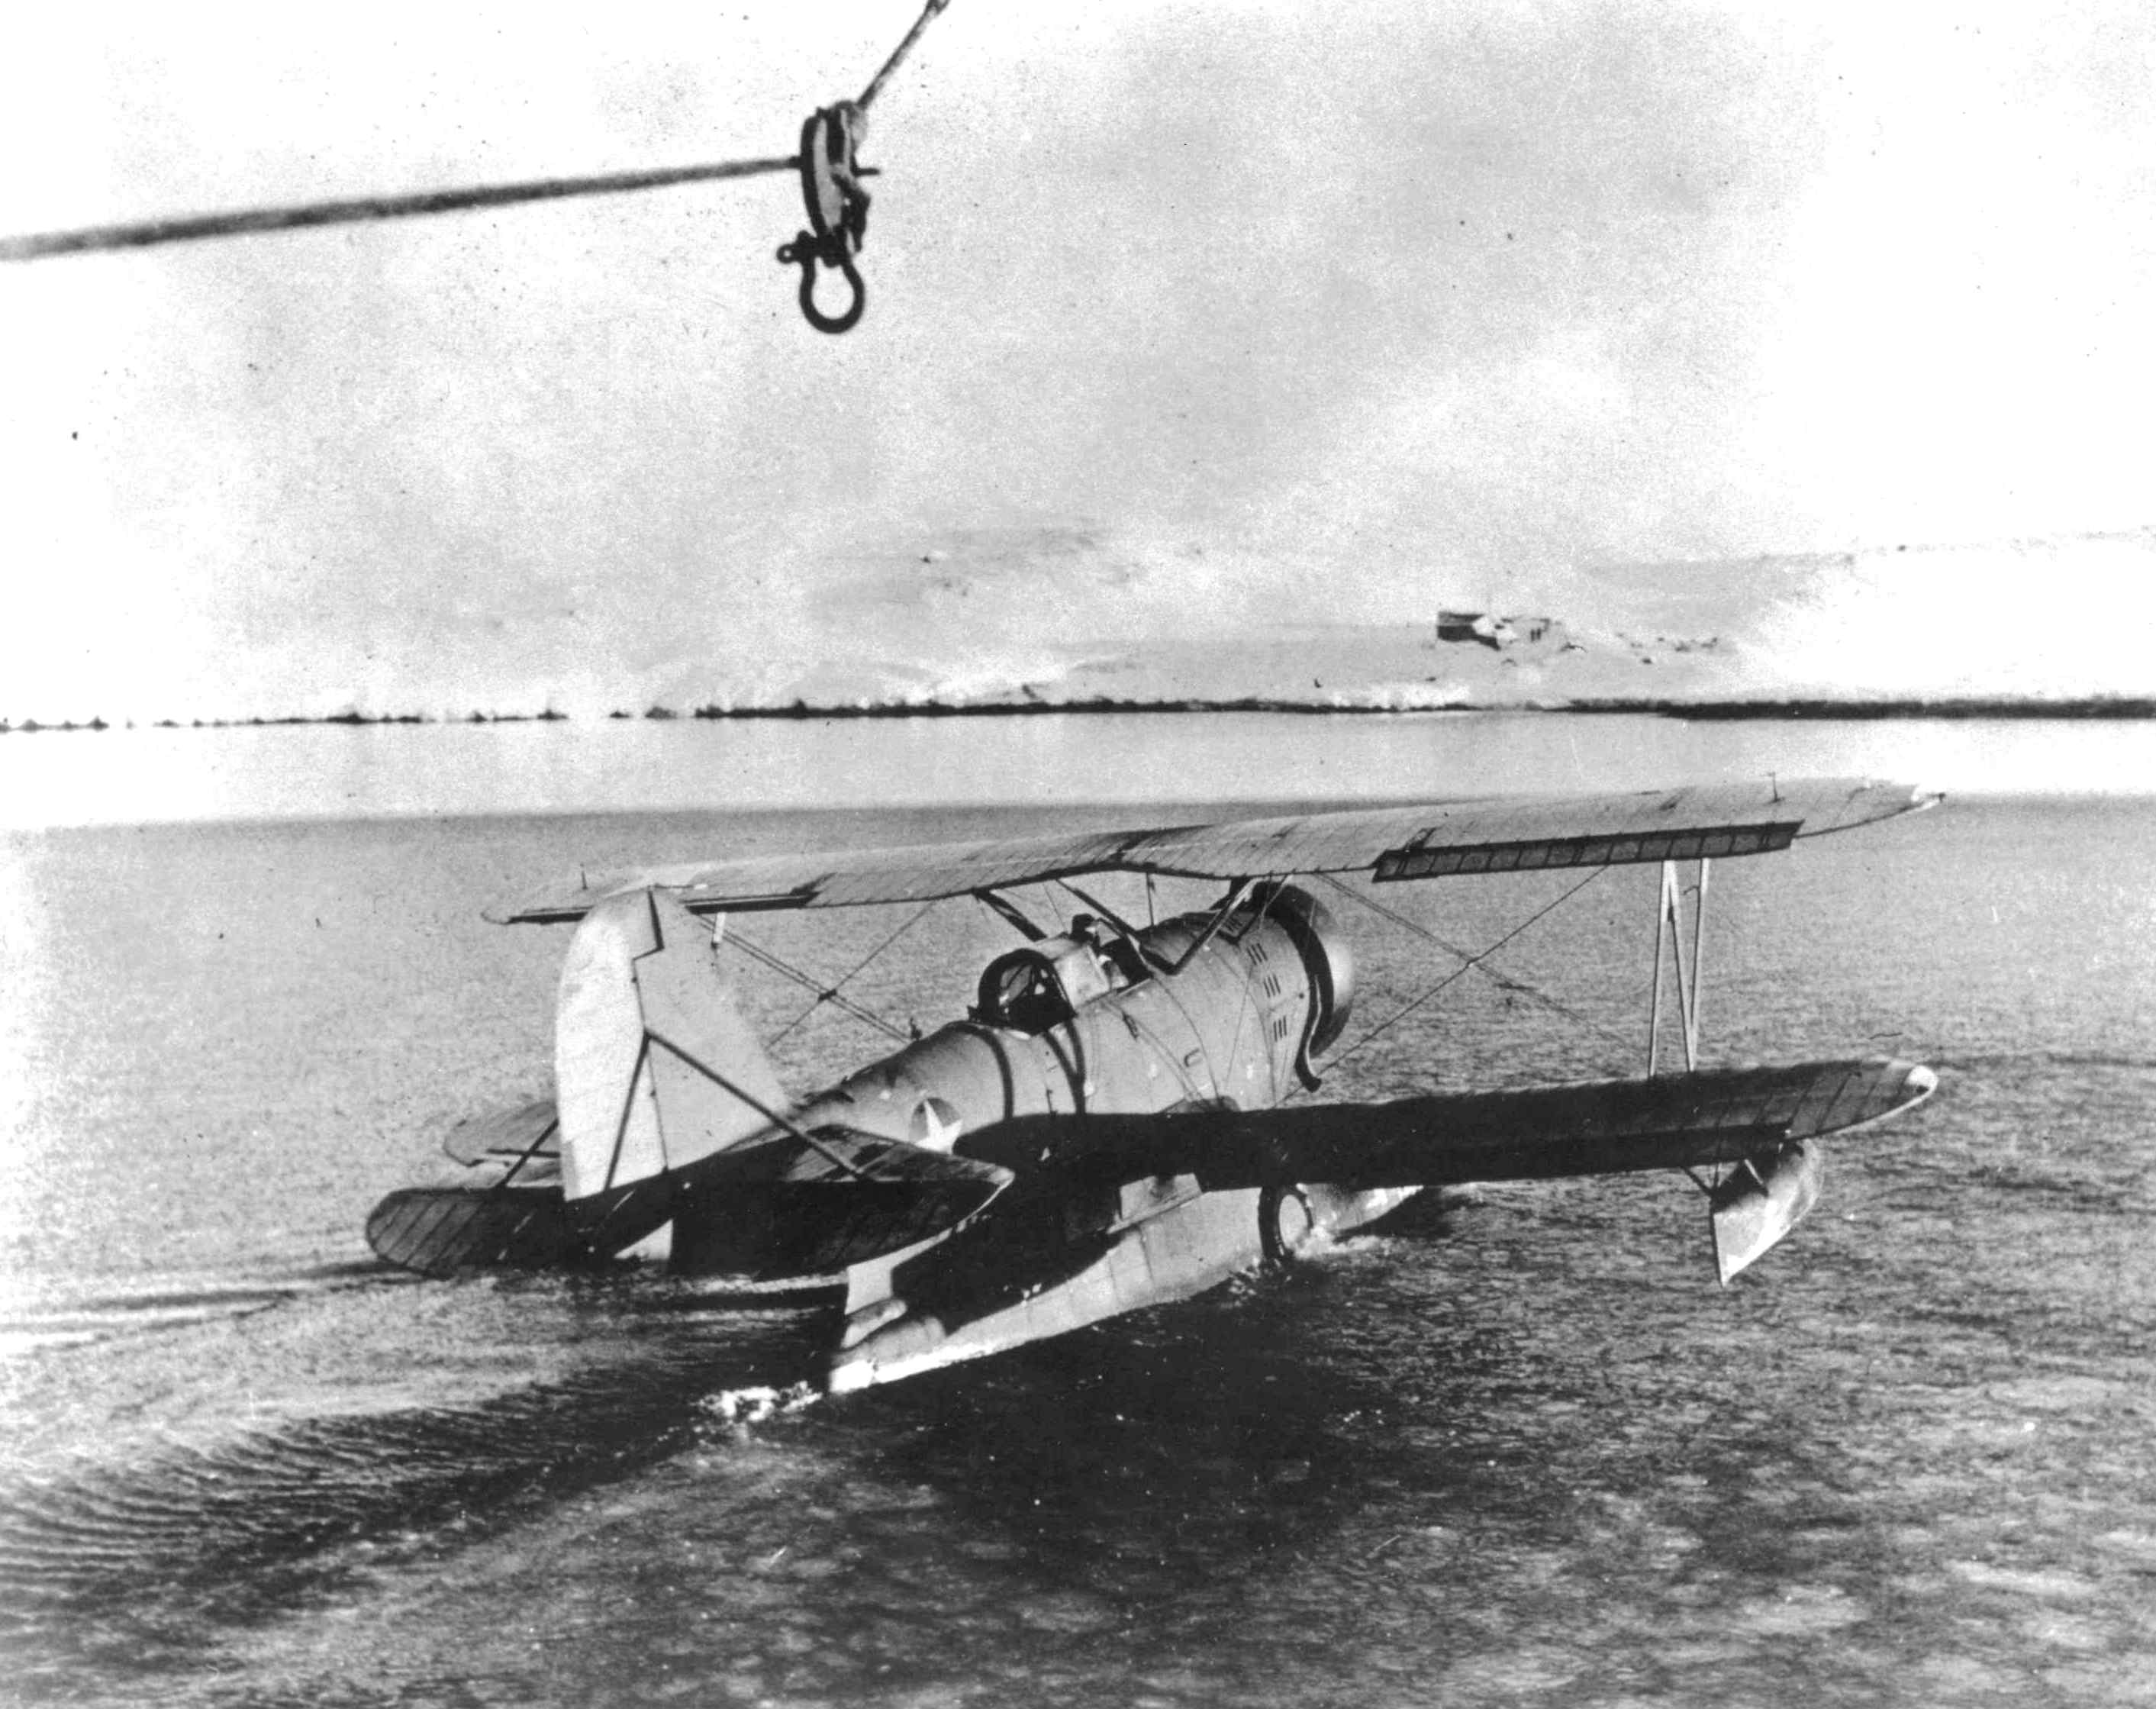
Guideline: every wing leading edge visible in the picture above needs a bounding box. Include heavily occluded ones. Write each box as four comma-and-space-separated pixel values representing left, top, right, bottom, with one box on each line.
978, 1056, 1938, 1191
492, 777, 1938, 924
958, 1055, 1935, 1284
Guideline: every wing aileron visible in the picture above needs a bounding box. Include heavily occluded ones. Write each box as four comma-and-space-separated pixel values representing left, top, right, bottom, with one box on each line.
489, 778, 1939, 925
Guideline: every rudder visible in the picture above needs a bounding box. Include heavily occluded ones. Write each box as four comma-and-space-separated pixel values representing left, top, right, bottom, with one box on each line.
555, 888, 790, 1222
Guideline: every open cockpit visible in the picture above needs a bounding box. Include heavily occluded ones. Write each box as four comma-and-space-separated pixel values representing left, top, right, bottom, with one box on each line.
972, 919, 1146, 1034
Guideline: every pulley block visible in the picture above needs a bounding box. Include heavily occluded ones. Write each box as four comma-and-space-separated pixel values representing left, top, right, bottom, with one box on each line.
776, 102, 876, 334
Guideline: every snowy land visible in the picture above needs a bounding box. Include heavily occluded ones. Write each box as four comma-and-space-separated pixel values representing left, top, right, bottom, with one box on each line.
726, 529, 2156, 717
8, 529, 2152, 730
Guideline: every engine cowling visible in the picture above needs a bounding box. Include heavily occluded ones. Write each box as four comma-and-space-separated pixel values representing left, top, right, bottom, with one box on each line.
1248, 882, 1355, 1079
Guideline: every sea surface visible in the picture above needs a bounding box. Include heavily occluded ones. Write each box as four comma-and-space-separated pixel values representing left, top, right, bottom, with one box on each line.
2, 714, 2154, 1707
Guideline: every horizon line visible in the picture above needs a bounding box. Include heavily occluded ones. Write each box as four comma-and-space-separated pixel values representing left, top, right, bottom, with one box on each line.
7, 694, 2156, 733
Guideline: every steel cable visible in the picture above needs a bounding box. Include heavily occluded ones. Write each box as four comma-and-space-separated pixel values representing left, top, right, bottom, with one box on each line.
3, 2, 956, 263
0, 156, 799, 263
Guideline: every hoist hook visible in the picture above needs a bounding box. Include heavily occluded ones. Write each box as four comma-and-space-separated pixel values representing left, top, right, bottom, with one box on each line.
777, 102, 875, 334
776, 234, 866, 334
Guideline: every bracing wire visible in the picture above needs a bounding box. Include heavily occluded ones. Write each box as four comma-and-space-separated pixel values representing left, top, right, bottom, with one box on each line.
1318, 868, 1609, 1078
727, 932, 914, 1046
1315, 870, 1638, 1062
2, 0, 957, 264
753, 898, 939, 1047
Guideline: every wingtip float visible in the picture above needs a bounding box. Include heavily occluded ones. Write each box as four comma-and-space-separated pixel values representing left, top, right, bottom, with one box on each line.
377, 779, 1943, 1396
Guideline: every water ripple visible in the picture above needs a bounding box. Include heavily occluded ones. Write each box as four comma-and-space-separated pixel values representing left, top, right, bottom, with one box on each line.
0, 1291, 828, 1682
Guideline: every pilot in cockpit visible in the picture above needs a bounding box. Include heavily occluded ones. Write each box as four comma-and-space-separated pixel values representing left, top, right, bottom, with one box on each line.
1068, 914, 1144, 990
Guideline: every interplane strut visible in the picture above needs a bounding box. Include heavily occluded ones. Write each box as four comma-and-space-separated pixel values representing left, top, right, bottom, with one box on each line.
1647, 858, 1712, 1075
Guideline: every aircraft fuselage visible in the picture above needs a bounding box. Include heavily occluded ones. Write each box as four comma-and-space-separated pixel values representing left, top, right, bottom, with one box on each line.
653, 885, 1413, 1388
665, 886, 1360, 1265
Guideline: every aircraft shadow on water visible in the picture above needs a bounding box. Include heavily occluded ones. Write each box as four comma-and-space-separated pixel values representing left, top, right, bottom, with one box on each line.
364, 779, 1944, 1395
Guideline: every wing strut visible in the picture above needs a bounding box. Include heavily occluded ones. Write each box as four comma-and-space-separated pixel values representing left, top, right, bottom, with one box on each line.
1636, 853, 1855, 1281
975, 888, 1049, 942
1148, 879, 1257, 975
1647, 858, 1711, 1075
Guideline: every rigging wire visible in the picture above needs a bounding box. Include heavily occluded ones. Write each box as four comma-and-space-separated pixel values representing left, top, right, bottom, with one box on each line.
727, 932, 912, 1046
749, 898, 939, 1047
1316, 868, 1609, 1079
1314, 870, 1638, 1062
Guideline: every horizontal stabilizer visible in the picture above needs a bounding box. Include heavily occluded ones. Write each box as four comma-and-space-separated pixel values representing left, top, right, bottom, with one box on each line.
707, 1124, 1018, 1192
971, 1057, 1937, 1192
671, 1127, 1014, 1278
366, 1186, 583, 1277
367, 1098, 567, 1274
440, 1098, 558, 1168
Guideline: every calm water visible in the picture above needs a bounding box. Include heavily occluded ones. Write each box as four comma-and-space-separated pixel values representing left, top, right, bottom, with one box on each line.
2, 716, 2154, 1706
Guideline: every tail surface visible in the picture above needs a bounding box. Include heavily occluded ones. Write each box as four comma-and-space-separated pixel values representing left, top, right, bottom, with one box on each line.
555, 888, 790, 1224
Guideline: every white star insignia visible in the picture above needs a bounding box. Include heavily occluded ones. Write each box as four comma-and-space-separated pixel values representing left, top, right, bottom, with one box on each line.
912, 1098, 963, 1152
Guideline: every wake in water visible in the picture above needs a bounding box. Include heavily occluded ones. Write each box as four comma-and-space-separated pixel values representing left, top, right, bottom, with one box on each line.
703, 1382, 824, 1427
0, 1265, 387, 1355
0, 1280, 832, 1684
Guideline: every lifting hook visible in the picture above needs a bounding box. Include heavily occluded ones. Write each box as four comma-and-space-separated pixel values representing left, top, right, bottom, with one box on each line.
776, 102, 876, 334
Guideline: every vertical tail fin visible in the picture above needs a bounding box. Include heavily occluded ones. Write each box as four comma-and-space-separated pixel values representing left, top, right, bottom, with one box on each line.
554, 888, 790, 1207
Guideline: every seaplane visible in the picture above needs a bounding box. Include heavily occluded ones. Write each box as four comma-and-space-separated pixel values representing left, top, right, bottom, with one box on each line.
367, 778, 1941, 1393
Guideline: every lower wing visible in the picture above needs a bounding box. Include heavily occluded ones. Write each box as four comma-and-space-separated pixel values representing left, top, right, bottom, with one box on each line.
966, 1056, 1937, 1281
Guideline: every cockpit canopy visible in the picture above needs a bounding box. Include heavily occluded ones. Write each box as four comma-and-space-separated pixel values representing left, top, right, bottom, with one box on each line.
973, 931, 1137, 1033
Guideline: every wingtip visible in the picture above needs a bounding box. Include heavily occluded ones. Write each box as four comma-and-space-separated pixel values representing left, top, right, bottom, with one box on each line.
1864, 1056, 1939, 1120
1853, 779, 1945, 827
482, 887, 608, 927
1861, 778, 1943, 816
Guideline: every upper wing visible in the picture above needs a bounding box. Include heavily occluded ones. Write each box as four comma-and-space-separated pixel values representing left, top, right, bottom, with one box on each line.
491, 776, 1938, 924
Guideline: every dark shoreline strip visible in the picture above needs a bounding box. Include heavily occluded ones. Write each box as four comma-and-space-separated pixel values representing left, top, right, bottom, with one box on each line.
5, 696, 2153, 733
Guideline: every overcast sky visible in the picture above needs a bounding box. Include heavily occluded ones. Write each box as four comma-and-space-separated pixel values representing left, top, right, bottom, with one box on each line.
2, 1, 2151, 721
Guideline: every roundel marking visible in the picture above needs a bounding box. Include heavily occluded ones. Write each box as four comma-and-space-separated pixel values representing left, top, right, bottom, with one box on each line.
908, 1096, 964, 1153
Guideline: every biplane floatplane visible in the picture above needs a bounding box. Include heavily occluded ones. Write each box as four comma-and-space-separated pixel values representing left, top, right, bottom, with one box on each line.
367, 779, 1939, 1393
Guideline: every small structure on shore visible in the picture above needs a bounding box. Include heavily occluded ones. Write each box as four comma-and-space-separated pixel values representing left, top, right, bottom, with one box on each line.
1435, 611, 1567, 651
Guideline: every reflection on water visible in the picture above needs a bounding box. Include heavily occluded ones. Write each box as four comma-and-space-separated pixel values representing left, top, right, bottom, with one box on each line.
2, 735, 2154, 1704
